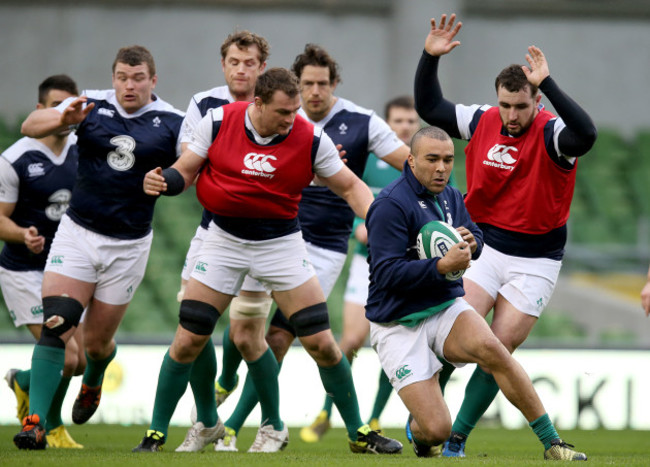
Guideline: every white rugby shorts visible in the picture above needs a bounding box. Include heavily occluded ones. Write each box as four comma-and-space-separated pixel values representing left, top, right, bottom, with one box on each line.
44, 214, 152, 305
0, 268, 44, 327
370, 298, 470, 393
239, 239, 347, 298
464, 244, 561, 317
343, 253, 369, 306
191, 222, 317, 295
181, 225, 208, 281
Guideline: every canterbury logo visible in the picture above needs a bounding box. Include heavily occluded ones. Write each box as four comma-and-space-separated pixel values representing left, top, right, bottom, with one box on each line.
395, 365, 412, 380
242, 153, 277, 179
484, 144, 517, 171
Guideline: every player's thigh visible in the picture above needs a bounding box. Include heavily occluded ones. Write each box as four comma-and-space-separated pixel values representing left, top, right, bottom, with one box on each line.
92, 232, 153, 305
248, 231, 318, 302
82, 298, 129, 350
0, 268, 45, 328
490, 294, 538, 352
273, 275, 326, 316
190, 224, 253, 298
442, 305, 507, 366
43, 215, 99, 304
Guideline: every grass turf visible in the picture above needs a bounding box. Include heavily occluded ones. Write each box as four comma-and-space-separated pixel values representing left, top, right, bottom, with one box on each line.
0, 425, 648, 466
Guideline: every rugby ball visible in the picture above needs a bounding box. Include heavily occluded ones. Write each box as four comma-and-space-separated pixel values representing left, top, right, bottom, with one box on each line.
416, 220, 465, 281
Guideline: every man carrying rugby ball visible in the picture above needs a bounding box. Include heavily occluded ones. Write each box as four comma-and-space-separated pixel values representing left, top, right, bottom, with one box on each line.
364, 126, 586, 461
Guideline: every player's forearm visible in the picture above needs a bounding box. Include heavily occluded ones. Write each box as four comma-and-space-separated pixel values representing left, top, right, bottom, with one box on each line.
21, 108, 67, 138
414, 51, 460, 137
539, 76, 597, 157
0, 218, 28, 244
343, 181, 373, 220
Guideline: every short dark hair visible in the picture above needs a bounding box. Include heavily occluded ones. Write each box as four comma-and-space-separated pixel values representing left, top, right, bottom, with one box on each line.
291, 43, 341, 84
384, 95, 415, 120
221, 30, 270, 63
38, 74, 78, 105
255, 68, 299, 104
112, 45, 156, 77
495, 64, 538, 96
410, 125, 452, 154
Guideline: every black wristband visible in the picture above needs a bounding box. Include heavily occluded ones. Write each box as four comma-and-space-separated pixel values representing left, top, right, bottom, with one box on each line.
161, 167, 185, 196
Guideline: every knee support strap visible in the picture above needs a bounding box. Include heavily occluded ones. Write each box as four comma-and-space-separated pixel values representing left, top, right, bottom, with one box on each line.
179, 299, 220, 335
229, 295, 273, 320
38, 296, 84, 349
289, 302, 330, 337
270, 307, 296, 337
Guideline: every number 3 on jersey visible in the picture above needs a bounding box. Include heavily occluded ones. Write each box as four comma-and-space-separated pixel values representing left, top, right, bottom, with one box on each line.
107, 135, 136, 171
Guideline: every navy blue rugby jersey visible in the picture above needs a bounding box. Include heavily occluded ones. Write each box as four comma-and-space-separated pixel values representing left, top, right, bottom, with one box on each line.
65, 90, 184, 239
180, 85, 233, 230
0, 135, 78, 271
297, 97, 403, 254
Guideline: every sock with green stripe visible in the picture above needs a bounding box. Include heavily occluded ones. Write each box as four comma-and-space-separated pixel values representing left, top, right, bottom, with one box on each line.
189, 338, 218, 427
45, 375, 72, 431
15, 369, 30, 391
217, 324, 241, 392
29, 345, 65, 422
437, 357, 456, 394
83, 346, 117, 387
452, 366, 500, 437
318, 356, 363, 441
246, 348, 283, 431
150, 350, 192, 435
530, 413, 559, 449
225, 360, 285, 434
368, 369, 393, 421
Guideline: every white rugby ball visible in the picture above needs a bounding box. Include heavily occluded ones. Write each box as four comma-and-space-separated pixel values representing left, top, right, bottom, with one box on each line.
416, 220, 465, 281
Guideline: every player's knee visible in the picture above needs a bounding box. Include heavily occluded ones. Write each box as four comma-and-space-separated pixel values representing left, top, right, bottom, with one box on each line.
37, 296, 84, 349
475, 335, 510, 370
414, 416, 451, 445
229, 295, 273, 320
289, 302, 330, 337
266, 325, 294, 362
339, 332, 366, 356
179, 299, 220, 335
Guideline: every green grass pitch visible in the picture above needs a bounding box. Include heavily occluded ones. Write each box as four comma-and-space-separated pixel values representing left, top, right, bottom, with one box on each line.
0, 425, 648, 466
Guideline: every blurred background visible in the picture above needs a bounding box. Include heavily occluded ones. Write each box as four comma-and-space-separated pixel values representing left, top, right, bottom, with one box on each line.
0, 0, 649, 429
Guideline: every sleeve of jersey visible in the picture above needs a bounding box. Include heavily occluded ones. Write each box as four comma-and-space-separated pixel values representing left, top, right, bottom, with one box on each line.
0, 157, 19, 203
312, 128, 344, 178
367, 198, 448, 292
54, 95, 79, 114
187, 107, 223, 159
180, 97, 202, 145
414, 51, 462, 139
367, 113, 404, 157
539, 76, 597, 157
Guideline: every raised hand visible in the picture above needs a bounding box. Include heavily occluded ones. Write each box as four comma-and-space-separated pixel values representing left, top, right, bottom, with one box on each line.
424, 13, 463, 57
60, 96, 95, 126
522, 46, 550, 87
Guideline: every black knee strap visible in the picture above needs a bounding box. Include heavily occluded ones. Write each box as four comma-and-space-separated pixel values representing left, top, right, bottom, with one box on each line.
289, 302, 330, 337
179, 299, 220, 335
38, 296, 84, 349
270, 307, 296, 337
